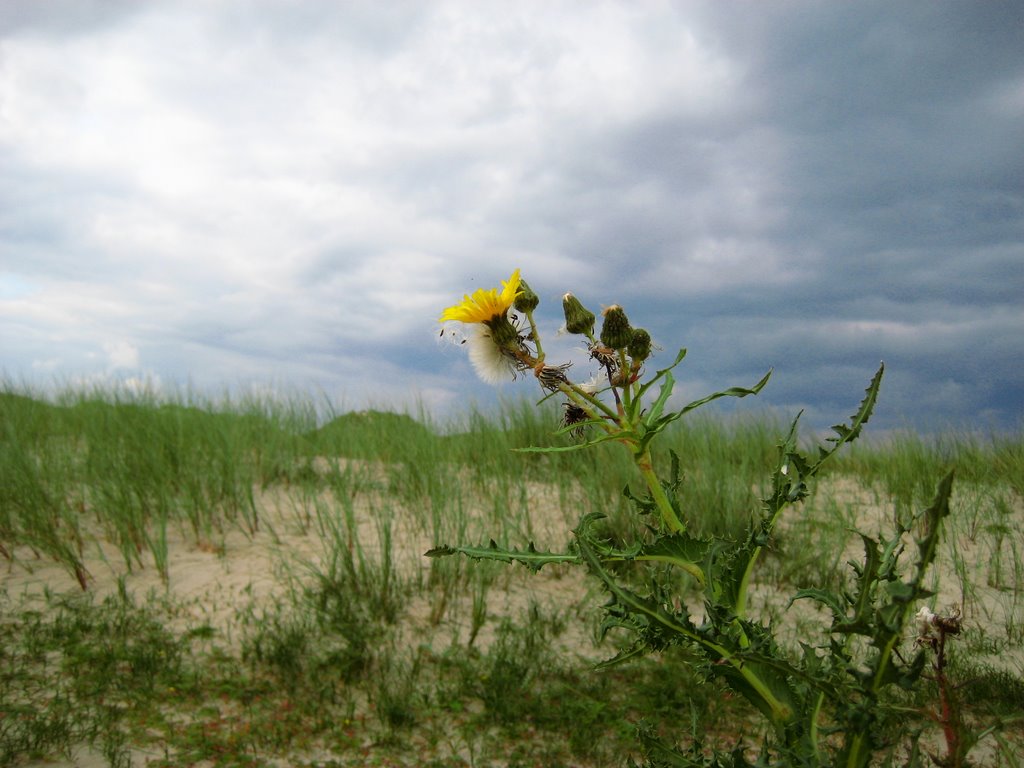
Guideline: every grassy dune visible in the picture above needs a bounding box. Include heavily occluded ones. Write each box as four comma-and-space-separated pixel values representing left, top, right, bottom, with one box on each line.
1, 387, 1022, 766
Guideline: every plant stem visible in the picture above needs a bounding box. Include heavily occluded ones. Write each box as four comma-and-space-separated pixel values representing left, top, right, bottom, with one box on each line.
934, 624, 965, 767
635, 447, 684, 534
734, 506, 787, 619
617, 349, 633, 413
524, 309, 544, 360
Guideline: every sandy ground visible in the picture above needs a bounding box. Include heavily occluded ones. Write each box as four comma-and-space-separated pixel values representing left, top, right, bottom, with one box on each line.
2, 473, 596, 645
3, 471, 1022, 766
2, 470, 600, 767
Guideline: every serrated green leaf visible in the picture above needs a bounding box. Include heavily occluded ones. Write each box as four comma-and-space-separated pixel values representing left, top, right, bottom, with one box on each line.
676, 370, 773, 418
647, 372, 770, 434
550, 417, 609, 437
424, 541, 578, 572
790, 588, 846, 622
644, 371, 677, 428
634, 347, 688, 403
622, 483, 658, 515
637, 370, 772, 454
818, 362, 884, 461
850, 533, 881, 625
884, 581, 916, 603
513, 428, 636, 453
632, 533, 710, 586
911, 469, 954, 588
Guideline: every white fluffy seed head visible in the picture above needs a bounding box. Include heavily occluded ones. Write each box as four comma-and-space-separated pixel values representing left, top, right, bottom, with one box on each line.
467, 326, 517, 384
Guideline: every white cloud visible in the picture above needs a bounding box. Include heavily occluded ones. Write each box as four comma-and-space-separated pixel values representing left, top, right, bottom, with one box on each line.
103, 340, 139, 370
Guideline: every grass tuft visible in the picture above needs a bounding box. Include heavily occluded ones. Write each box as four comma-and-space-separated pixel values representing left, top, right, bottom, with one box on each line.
1, 384, 1022, 765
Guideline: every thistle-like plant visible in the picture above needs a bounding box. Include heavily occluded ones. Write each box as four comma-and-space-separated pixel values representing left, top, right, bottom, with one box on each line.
432, 270, 955, 766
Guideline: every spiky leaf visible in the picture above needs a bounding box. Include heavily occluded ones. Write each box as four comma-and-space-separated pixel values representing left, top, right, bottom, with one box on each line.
424, 541, 577, 572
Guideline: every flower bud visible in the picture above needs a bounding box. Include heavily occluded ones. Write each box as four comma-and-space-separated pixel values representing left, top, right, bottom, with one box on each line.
562, 293, 595, 336
600, 305, 633, 349
485, 315, 521, 349
627, 328, 652, 362
513, 279, 539, 313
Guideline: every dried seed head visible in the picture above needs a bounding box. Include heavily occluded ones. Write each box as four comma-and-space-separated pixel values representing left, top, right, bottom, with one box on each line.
562, 402, 590, 438
535, 362, 572, 392
466, 326, 519, 384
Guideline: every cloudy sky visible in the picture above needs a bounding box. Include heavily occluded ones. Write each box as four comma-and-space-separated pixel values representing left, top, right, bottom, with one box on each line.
2, 1, 1022, 434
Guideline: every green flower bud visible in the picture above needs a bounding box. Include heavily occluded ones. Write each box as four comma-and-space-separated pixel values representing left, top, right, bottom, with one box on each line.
485, 315, 521, 349
513, 278, 539, 313
628, 328, 651, 362
561, 293, 595, 336
600, 305, 633, 349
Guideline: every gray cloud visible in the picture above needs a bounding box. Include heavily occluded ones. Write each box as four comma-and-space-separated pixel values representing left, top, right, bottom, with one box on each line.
1, 2, 1021, 433
0, 0, 143, 37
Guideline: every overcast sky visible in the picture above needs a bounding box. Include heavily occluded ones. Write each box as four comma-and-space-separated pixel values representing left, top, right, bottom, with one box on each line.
2, 1, 1022, 434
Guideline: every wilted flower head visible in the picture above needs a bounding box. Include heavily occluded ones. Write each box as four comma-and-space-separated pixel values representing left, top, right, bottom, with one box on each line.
577, 373, 603, 396
916, 606, 937, 635
562, 402, 590, 438
535, 362, 572, 392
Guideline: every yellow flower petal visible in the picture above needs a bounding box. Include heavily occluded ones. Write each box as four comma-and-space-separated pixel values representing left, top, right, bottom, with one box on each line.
439, 269, 522, 324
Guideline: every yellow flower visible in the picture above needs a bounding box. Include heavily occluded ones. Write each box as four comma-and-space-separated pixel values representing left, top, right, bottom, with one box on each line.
439, 269, 522, 325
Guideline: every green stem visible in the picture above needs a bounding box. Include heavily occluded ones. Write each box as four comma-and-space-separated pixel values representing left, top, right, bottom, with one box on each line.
576, 536, 790, 726
734, 507, 785, 619
809, 690, 825, 765
844, 604, 918, 768
617, 348, 633, 412
845, 734, 869, 768
524, 309, 544, 360
635, 447, 684, 534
